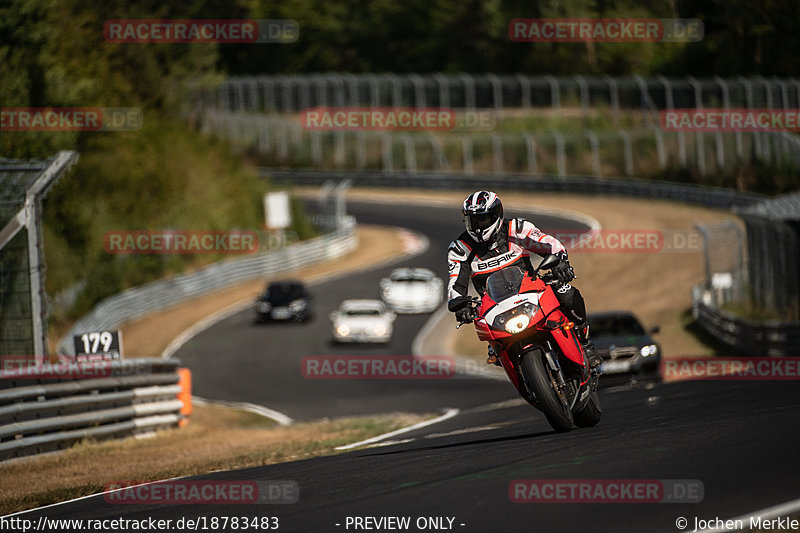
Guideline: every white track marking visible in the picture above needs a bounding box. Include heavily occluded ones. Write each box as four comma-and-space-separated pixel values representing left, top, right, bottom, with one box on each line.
695, 497, 800, 532
192, 396, 294, 426
335, 408, 460, 451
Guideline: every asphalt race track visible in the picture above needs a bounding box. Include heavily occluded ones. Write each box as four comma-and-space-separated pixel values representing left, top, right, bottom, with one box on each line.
13, 200, 800, 532
172, 200, 589, 421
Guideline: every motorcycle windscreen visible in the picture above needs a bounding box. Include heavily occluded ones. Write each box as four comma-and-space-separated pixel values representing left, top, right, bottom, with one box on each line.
485, 266, 524, 302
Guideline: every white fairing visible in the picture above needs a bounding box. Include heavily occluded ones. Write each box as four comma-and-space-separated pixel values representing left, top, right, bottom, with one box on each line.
480, 292, 541, 326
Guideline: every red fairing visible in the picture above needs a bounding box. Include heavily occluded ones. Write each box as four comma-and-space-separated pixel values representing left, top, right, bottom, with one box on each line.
544, 308, 585, 366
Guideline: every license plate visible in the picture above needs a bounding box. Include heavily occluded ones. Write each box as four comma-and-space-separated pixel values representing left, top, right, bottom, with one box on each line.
271, 308, 291, 319
600, 360, 632, 374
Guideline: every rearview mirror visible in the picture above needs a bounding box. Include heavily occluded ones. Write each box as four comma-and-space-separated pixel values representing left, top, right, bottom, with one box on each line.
329, 312, 338, 321
536, 254, 561, 272
649, 325, 660, 335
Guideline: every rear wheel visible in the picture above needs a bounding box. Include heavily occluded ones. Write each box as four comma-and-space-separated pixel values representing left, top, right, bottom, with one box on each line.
573, 391, 602, 427
521, 348, 573, 432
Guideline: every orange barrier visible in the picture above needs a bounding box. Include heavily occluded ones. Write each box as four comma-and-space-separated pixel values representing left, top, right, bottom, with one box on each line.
177, 367, 192, 427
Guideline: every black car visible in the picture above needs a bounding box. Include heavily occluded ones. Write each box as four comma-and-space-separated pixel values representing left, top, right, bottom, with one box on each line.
588, 311, 661, 379
256, 280, 312, 322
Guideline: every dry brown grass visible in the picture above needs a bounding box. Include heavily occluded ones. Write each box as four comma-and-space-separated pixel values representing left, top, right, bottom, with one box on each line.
0, 405, 431, 515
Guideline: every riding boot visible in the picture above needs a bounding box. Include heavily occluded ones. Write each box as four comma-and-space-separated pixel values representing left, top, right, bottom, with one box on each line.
487, 345, 501, 366
576, 323, 603, 368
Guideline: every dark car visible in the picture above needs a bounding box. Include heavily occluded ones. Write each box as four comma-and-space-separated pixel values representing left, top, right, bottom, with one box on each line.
588, 311, 661, 379
256, 280, 312, 322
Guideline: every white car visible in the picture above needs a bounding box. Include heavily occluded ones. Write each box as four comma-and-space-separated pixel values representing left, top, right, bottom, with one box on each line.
380, 267, 443, 313
330, 299, 396, 343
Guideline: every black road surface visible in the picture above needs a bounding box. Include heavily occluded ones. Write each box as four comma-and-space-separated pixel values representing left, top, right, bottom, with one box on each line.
17, 380, 800, 533
173, 200, 588, 420
12, 199, 800, 533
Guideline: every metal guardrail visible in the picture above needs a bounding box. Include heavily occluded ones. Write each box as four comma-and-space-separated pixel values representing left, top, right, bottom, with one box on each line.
262, 169, 766, 209
57, 217, 357, 356
204, 74, 800, 115
692, 291, 800, 356
0, 358, 188, 461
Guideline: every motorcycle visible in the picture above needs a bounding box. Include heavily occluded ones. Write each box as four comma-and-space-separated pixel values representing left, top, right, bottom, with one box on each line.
457, 254, 601, 432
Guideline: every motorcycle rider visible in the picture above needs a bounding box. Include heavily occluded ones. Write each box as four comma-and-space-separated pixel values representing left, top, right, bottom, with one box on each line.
447, 190, 601, 368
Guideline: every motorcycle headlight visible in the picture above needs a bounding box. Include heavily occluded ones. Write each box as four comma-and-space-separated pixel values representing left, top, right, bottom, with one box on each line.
640, 344, 658, 357
493, 303, 538, 334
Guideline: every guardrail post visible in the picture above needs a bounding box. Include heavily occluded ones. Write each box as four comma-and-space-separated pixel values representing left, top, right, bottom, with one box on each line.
652, 127, 666, 171
603, 75, 620, 123
459, 135, 474, 175
575, 74, 590, 118
618, 129, 634, 177
427, 132, 448, 171
410, 73, 425, 108
490, 134, 503, 175
403, 134, 417, 173
334, 131, 346, 167
382, 133, 394, 171
459, 73, 476, 110
435, 73, 450, 108
544, 75, 560, 113
516, 74, 531, 109
356, 132, 367, 169
585, 129, 601, 177
550, 130, 566, 178
488, 73, 503, 109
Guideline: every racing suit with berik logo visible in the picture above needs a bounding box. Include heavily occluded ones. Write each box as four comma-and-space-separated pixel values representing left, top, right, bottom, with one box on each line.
447, 217, 588, 326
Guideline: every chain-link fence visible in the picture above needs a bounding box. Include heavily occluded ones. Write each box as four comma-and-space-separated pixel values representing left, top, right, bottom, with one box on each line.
199, 108, 800, 179
0, 152, 78, 360
200, 74, 800, 116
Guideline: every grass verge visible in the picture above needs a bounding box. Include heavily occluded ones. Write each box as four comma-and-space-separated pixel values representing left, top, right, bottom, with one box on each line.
0, 405, 434, 515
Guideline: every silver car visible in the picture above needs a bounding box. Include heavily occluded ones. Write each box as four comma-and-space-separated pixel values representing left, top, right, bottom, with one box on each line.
330, 299, 397, 343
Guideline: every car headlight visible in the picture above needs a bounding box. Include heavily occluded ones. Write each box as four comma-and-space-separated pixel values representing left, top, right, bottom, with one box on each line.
493, 303, 538, 334
258, 302, 271, 313
382, 287, 393, 298
373, 325, 388, 336
289, 299, 307, 312
335, 324, 350, 337
640, 344, 658, 357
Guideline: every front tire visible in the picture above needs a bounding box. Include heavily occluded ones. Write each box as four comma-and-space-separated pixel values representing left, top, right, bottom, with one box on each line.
573, 391, 602, 427
521, 348, 573, 432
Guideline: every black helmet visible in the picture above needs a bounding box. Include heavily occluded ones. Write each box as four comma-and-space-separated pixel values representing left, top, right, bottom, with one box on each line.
462, 191, 503, 243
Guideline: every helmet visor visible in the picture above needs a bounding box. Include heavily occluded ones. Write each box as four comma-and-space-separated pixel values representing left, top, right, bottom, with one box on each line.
464, 203, 502, 233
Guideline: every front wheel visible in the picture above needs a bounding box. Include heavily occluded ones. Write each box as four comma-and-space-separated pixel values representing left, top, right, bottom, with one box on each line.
521, 348, 573, 432
573, 391, 602, 427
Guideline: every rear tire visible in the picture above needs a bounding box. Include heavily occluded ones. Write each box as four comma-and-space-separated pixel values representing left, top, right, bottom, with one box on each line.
573, 391, 602, 427
521, 349, 573, 432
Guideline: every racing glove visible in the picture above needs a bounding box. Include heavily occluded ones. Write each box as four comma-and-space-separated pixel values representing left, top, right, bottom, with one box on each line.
552, 253, 576, 284
455, 306, 475, 324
